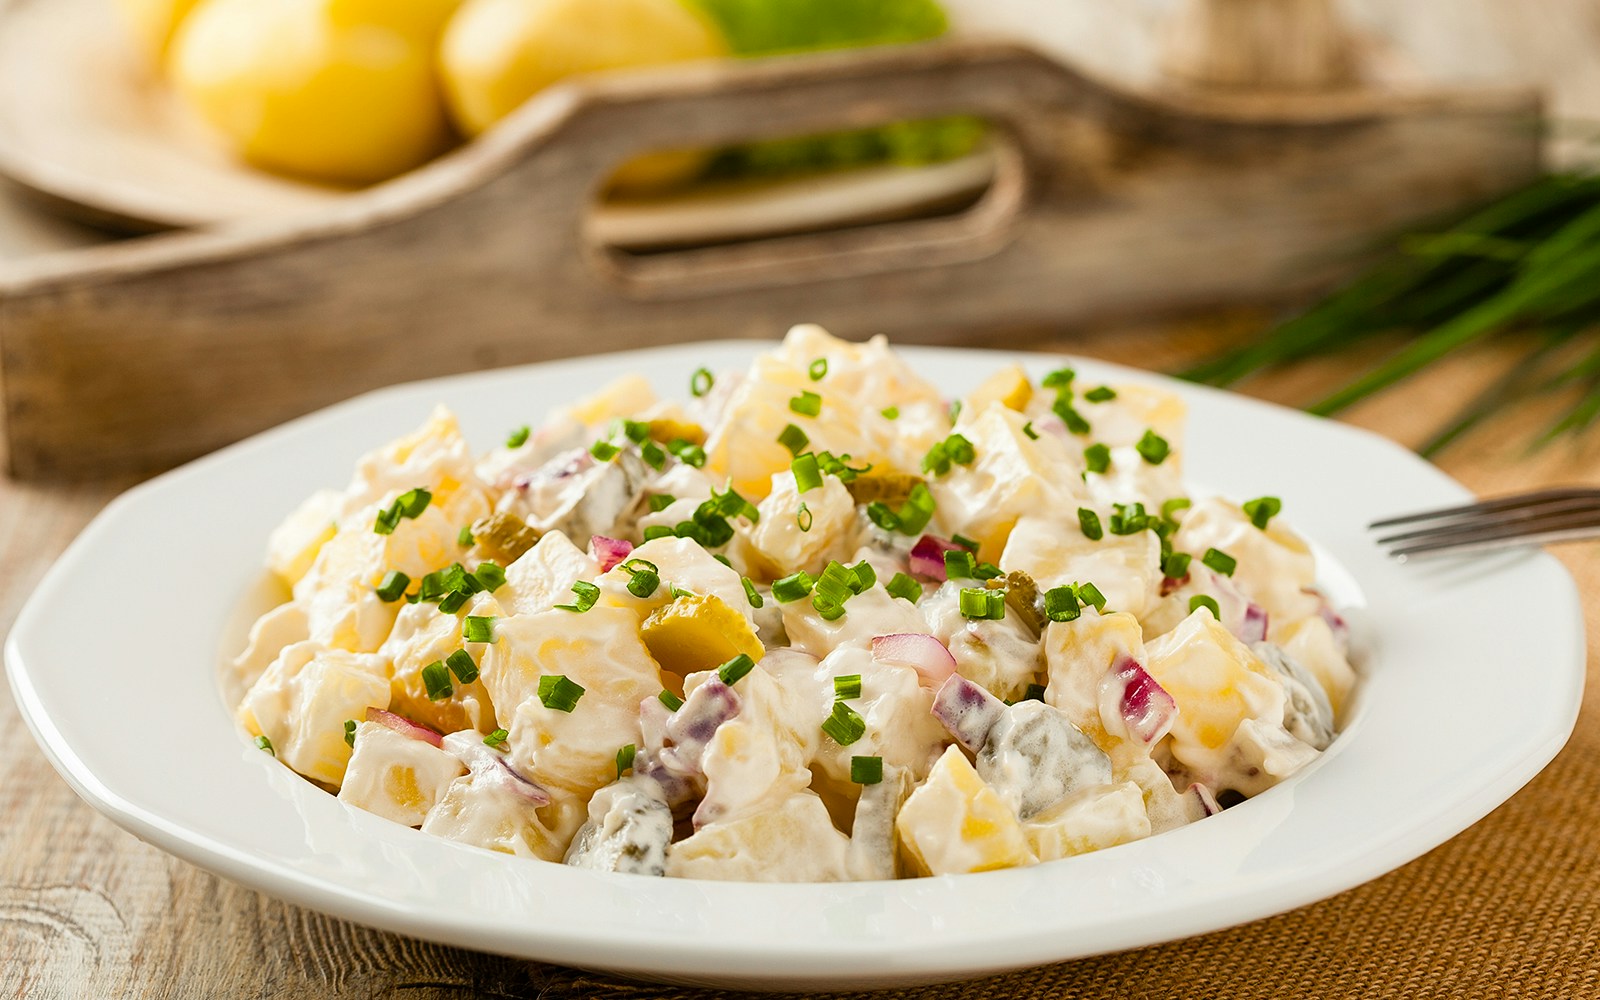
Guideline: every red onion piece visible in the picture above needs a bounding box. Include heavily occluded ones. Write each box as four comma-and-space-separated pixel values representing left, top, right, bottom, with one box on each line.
364, 707, 444, 748
590, 535, 633, 573
441, 731, 550, 806
931, 675, 1006, 751
1112, 657, 1176, 745
908, 535, 963, 581
873, 632, 958, 689
1238, 603, 1269, 644
1186, 782, 1222, 818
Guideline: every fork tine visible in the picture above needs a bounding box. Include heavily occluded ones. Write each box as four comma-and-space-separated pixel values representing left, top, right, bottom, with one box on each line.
1391, 523, 1600, 558
1368, 487, 1600, 529
1374, 495, 1600, 545
1383, 507, 1600, 557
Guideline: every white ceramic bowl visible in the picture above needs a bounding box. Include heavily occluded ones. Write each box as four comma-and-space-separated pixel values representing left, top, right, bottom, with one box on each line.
6, 342, 1584, 990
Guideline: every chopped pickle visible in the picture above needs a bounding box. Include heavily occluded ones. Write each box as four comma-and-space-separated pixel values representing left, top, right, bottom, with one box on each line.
648, 417, 706, 447
990, 570, 1042, 637
640, 593, 763, 676
846, 472, 925, 508
470, 512, 540, 564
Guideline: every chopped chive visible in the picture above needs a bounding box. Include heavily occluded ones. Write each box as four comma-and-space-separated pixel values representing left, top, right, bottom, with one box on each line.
1022, 421, 1039, 440
343, 719, 357, 747
484, 728, 509, 748
474, 561, 506, 593
741, 577, 765, 608
642, 525, 674, 541
1162, 552, 1193, 579
777, 423, 810, 456
944, 549, 977, 580
375, 570, 411, 603
640, 439, 667, 471
669, 583, 695, 600
1202, 548, 1238, 576
554, 580, 600, 612
648, 493, 677, 513
1044, 585, 1081, 622
789, 390, 822, 417
866, 502, 899, 532
821, 701, 867, 746
658, 689, 685, 711
851, 755, 884, 784
690, 367, 714, 397
717, 654, 756, 686
1084, 443, 1111, 474
713, 554, 732, 568
1243, 496, 1283, 530
809, 358, 828, 381
881, 406, 900, 420
616, 743, 637, 778
421, 660, 453, 700
668, 439, 707, 468
537, 674, 585, 712
959, 587, 1006, 620
446, 649, 479, 684
834, 674, 863, 700
463, 615, 497, 644
944, 433, 975, 466
797, 503, 813, 532
1054, 400, 1091, 435
974, 561, 1002, 581
1023, 683, 1047, 702
254, 735, 274, 756
850, 561, 876, 592
885, 572, 921, 603
792, 453, 822, 493
1109, 502, 1149, 536
948, 400, 962, 426
1162, 497, 1192, 521
625, 568, 660, 599
771, 570, 815, 603
1190, 594, 1221, 619
1136, 429, 1171, 465
436, 591, 470, 615
952, 533, 979, 552
373, 508, 398, 535
1078, 508, 1103, 541
618, 419, 651, 444
590, 440, 620, 462
457, 526, 474, 547
1078, 582, 1107, 612
1041, 367, 1074, 389
1084, 386, 1117, 403
506, 425, 531, 448
395, 488, 432, 519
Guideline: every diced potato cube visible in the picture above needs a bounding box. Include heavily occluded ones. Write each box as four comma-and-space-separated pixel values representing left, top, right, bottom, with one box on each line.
1004, 514, 1162, 619
597, 535, 752, 625
895, 745, 1036, 875
421, 782, 586, 861
1023, 781, 1151, 862
237, 641, 389, 786
266, 489, 340, 587
380, 600, 498, 735
964, 364, 1032, 414
338, 722, 465, 826
1043, 608, 1148, 750
667, 790, 852, 882
499, 530, 600, 617
747, 471, 855, 578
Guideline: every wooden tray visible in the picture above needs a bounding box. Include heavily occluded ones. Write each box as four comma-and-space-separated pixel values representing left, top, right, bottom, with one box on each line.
0, 31, 1541, 479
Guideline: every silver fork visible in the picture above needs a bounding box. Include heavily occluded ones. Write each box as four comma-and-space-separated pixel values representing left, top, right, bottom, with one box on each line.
1371, 487, 1600, 558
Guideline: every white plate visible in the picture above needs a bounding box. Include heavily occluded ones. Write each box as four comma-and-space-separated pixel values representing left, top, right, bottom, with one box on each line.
6, 342, 1584, 991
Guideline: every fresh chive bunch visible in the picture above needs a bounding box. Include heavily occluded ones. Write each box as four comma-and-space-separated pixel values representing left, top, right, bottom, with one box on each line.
1181, 172, 1600, 455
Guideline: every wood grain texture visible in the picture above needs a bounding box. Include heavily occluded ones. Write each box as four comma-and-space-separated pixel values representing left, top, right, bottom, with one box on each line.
0, 33, 1540, 480
4, 325, 1600, 999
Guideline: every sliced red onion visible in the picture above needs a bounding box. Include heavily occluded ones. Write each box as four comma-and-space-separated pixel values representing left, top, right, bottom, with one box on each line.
364, 707, 444, 748
659, 679, 741, 780
1186, 782, 1222, 818
441, 731, 551, 806
909, 535, 962, 581
590, 535, 633, 573
872, 633, 957, 689
931, 675, 1006, 751
1112, 657, 1176, 745
1306, 589, 1351, 649
1238, 603, 1269, 644
1159, 573, 1190, 597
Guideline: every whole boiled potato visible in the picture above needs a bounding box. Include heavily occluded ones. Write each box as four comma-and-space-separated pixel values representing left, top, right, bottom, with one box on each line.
168, 0, 460, 185
439, 0, 728, 193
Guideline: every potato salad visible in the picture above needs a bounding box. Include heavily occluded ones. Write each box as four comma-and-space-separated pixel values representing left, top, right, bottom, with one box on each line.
233, 326, 1356, 881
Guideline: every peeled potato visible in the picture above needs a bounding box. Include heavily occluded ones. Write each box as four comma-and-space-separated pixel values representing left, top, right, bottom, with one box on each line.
168, 0, 454, 184
439, 0, 728, 192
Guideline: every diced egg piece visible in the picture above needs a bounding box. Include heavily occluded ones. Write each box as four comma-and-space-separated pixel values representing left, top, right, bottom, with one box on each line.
747, 471, 856, 578
667, 790, 853, 882
266, 489, 340, 587
237, 641, 389, 786
1023, 781, 1151, 862
895, 745, 1036, 875
1003, 514, 1162, 620
484, 606, 663, 796
338, 721, 465, 826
